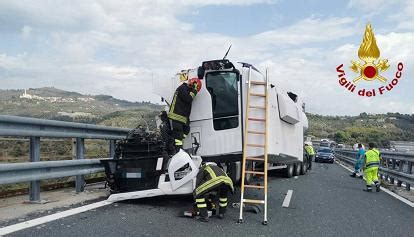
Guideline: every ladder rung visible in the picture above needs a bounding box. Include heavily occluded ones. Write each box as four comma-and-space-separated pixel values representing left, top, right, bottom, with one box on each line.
250, 93, 266, 97
249, 105, 265, 109
246, 156, 265, 161
248, 117, 265, 122
245, 170, 265, 175
243, 199, 265, 204
245, 184, 265, 189
247, 130, 265, 135
246, 144, 265, 148
250, 81, 266, 85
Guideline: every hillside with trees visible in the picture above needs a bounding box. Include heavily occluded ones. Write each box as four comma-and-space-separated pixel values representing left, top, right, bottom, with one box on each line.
306, 113, 414, 147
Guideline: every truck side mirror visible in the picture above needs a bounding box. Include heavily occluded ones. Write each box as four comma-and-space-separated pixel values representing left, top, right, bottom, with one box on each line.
197, 66, 205, 79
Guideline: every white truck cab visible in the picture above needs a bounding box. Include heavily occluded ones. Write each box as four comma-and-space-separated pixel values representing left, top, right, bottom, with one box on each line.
156, 59, 308, 180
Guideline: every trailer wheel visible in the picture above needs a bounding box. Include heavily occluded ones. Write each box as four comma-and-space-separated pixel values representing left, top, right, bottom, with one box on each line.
228, 162, 240, 184
244, 161, 254, 184
300, 162, 307, 175
284, 164, 294, 178
293, 163, 301, 176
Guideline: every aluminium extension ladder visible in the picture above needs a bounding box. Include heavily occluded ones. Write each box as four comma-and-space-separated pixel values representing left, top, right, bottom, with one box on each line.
238, 67, 269, 225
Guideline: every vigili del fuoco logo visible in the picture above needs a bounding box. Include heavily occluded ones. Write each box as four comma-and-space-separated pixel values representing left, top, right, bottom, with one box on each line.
336, 23, 404, 97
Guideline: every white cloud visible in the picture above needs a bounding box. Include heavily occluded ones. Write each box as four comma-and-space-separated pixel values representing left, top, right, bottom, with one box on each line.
0, 0, 412, 115
251, 17, 356, 46
348, 0, 399, 15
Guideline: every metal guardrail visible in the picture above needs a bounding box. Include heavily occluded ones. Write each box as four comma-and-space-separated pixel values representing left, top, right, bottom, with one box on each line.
335, 149, 414, 191
0, 115, 129, 139
0, 159, 107, 185
0, 115, 130, 202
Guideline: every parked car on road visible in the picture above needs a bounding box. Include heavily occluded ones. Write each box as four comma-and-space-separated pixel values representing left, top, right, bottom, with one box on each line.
315, 148, 335, 163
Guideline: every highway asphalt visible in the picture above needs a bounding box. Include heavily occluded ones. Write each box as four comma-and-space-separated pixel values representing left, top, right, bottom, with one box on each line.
8, 161, 414, 237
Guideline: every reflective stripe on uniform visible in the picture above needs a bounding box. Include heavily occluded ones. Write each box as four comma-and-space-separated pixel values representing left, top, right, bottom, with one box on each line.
168, 92, 188, 123
197, 203, 207, 208
219, 198, 227, 202
175, 139, 183, 145
204, 166, 217, 179
168, 112, 187, 123
196, 198, 205, 203
169, 92, 178, 115
366, 161, 379, 168
195, 176, 233, 196
219, 202, 227, 207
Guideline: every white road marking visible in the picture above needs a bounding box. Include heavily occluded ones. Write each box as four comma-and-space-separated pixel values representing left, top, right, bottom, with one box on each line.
0, 200, 112, 236
282, 190, 293, 208
336, 161, 414, 208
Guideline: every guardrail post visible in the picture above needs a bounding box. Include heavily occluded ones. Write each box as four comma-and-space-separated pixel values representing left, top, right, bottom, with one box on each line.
75, 138, 85, 193
397, 160, 404, 187
109, 140, 116, 159
29, 136, 41, 202
389, 159, 395, 184
407, 161, 412, 191
384, 158, 390, 182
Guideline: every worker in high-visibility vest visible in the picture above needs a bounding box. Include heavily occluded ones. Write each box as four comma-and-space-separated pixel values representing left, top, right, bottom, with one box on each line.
194, 163, 234, 222
363, 142, 381, 192
168, 76, 202, 152
304, 143, 315, 170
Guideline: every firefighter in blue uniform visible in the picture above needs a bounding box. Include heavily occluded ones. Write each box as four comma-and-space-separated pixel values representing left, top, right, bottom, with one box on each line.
194, 163, 234, 222
168, 76, 202, 152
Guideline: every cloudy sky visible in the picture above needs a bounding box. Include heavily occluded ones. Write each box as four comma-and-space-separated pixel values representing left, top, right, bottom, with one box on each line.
0, 0, 413, 115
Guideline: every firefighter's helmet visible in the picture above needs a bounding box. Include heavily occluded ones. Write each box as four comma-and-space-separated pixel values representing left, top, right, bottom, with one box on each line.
179, 71, 188, 81
188, 78, 202, 92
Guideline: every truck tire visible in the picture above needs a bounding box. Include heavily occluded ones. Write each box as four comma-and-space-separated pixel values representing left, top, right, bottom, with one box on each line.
293, 163, 301, 176
300, 156, 308, 175
244, 161, 254, 184
284, 164, 294, 178
228, 162, 240, 184
300, 162, 307, 175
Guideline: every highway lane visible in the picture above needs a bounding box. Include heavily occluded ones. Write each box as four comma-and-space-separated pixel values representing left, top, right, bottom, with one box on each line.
8, 162, 414, 237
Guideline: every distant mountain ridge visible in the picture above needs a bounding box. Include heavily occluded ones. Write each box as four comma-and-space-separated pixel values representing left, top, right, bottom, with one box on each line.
0, 87, 162, 125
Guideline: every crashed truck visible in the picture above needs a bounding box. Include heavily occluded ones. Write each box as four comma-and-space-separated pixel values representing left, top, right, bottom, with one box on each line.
101, 59, 309, 202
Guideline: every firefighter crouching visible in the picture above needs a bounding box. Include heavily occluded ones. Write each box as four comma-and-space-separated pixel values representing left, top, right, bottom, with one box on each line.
194, 163, 234, 222
168, 77, 202, 152
304, 143, 315, 170
363, 142, 381, 192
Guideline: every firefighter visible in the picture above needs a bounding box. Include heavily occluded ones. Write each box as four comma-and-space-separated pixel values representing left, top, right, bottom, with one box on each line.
363, 142, 381, 192
304, 143, 315, 170
168, 77, 202, 152
194, 163, 234, 222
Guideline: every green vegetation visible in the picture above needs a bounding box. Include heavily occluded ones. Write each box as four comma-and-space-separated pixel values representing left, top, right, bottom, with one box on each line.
307, 113, 414, 147
99, 109, 159, 129
0, 87, 164, 163
0, 87, 162, 123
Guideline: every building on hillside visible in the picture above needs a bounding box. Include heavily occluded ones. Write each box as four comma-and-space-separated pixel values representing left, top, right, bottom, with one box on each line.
19, 89, 44, 100
19, 89, 32, 99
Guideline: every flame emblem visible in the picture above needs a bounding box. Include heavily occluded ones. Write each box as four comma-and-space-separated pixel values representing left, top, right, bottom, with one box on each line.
350, 23, 389, 83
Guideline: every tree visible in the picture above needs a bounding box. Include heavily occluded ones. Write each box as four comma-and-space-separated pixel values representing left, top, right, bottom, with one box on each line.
334, 131, 350, 143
